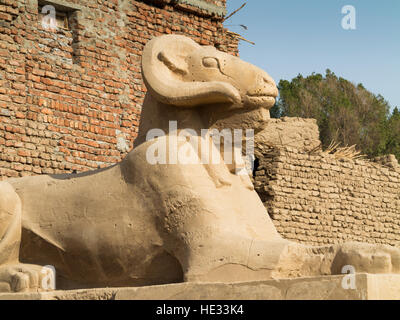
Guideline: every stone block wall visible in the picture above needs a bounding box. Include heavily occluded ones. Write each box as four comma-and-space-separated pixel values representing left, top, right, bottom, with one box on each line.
254, 123, 400, 247
255, 117, 321, 152
0, 0, 238, 179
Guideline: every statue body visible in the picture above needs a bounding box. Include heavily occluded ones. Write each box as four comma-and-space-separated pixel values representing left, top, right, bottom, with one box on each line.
0, 35, 399, 292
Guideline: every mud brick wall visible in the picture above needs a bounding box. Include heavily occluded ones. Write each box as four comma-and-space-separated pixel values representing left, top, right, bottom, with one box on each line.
0, 0, 238, 179
254, 142, 400, 247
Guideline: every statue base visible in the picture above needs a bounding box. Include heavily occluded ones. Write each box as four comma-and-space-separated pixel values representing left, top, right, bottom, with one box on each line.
1, 274, 399, 300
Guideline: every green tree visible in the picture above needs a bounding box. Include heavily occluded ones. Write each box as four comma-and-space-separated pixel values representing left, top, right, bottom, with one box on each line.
385, 107, 400, 160
272, 70, 392, 158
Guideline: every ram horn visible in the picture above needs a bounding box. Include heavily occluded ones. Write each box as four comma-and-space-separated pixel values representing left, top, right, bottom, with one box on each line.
141, 35, 240, 107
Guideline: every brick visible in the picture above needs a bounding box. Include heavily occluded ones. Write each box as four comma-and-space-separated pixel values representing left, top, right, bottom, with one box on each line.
0, 0, 237, 185
254, 126, 400, 247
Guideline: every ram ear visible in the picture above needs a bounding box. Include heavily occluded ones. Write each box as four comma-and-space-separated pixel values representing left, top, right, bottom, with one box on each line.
142, 35, 241, 107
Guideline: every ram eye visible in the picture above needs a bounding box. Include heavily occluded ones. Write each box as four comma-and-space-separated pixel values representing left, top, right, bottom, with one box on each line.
202, 57, 219, 69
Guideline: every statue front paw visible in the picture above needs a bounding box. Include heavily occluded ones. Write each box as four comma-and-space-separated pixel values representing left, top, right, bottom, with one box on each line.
0, 264, 55, 293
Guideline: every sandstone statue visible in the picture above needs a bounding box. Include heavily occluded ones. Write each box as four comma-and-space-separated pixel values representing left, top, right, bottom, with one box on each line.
0, 35, 399, 293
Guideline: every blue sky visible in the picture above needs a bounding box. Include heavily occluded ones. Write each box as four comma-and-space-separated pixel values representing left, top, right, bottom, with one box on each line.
225, 0, 400, 110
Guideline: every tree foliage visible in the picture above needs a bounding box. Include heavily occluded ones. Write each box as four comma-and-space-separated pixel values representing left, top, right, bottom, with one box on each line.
271, 70, 399, 160
386, 107, 400, 160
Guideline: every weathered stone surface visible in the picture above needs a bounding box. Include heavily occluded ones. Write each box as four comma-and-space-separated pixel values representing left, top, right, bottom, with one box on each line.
1, 274, 399, 300
255, 117, 320, 152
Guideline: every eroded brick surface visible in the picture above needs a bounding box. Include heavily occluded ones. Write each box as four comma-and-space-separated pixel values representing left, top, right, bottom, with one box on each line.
0, 0, 238, 178
254, 128, 400, 247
